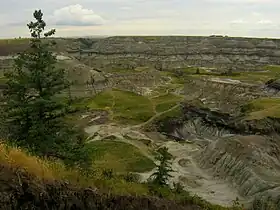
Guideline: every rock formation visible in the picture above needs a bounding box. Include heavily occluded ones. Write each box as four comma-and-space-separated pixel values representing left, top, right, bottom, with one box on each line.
70, 36, 280, 71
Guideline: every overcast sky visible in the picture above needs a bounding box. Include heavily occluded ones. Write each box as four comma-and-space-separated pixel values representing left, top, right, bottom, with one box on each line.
1, 0, 280, 38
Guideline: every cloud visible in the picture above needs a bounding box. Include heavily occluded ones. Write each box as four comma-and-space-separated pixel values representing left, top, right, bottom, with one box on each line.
204, 0, 274, 3
257, 19, 273, 24
51, 4, 105, 26
230, 19, 247, 24
120, 6, 132, 10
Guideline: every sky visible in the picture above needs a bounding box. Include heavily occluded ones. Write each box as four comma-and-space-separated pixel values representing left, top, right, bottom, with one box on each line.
1, 0, 280, 38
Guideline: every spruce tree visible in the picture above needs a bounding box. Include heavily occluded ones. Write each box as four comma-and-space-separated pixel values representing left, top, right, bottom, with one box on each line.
150, 147, 174, 186
2, 10, 91, 166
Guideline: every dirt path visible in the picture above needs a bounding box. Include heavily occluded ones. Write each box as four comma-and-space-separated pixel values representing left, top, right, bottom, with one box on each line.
131, 103, 181, 129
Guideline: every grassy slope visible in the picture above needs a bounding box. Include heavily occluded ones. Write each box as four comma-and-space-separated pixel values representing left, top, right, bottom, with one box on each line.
90, 140, 155, 173
0, 142, 236, 210
241, 98, 280, 120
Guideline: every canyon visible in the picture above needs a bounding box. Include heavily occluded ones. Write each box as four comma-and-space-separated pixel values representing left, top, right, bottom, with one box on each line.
1, 36, 280, 209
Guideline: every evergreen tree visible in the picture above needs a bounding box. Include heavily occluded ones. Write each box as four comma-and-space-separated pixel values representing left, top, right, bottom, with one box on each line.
150, 147, 174, 186
2, 10, 91, 166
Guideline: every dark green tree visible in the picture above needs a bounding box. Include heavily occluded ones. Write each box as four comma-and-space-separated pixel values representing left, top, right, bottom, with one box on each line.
2, 10, 92, 166
150, 147, 174, 186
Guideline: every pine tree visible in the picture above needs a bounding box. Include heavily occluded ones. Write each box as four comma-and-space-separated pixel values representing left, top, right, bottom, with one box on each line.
2, 10, 91, 166
150, 147, 174, 186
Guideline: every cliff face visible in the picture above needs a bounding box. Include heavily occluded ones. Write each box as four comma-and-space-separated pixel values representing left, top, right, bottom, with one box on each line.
74, 36, 280, 71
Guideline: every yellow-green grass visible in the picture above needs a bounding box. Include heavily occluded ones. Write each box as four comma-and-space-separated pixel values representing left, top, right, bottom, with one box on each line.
0, 142, 150, 195
151, 93, 183, 113
86, 89, 155, 125
0, 141, 239, 209
89, 140, 155, 173
242, 97, 280, 120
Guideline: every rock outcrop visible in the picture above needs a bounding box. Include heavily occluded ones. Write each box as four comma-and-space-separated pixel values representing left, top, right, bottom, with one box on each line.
70, 36, 280, 71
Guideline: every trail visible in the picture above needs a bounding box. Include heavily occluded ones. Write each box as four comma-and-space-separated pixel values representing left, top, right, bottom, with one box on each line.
131, 103, 181, 129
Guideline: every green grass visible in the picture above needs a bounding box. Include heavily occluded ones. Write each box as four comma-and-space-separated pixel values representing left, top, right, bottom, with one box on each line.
68, 89, 184, 125
0, 76, 8, 84
241, 97, 280, 120
88, 90, 114, 109
151, 93, 183, 113
112, 90, 154, 124
155, 101, 179, 112
89, 140, 155, 173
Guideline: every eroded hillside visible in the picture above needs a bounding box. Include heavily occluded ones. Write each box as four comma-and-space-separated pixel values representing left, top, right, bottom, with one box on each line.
1, 36, 280, 209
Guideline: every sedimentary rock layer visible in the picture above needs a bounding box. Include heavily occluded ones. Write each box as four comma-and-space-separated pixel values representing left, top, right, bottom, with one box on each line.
73, 36, 280, 70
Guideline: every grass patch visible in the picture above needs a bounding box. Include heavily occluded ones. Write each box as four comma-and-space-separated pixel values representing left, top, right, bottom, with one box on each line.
241, 97, 280, 120
152, 93, 182, 104
151, 93, 183, 113
0, 76, 8, 84
66, 89, 155, 125
155, 101, 179, 113
88, 90, 114, 109
89, 140, 155, 173
112, 90, 154, 124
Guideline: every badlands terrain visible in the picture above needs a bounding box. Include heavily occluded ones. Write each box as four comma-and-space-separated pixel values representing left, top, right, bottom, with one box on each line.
1, 36, 280, 209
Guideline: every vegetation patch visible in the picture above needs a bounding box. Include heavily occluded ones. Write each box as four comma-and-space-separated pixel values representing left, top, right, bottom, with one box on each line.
241, 97, 280, 120
0, 76, 8, 84
88, 140, 155, 173
151, 93, 183, 113
88, 90, 114, 109
83, 89, 155, 124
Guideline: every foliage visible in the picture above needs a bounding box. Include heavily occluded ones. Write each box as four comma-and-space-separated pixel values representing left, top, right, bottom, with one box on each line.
149, 147, 174, 186
1, 10, 93, 167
